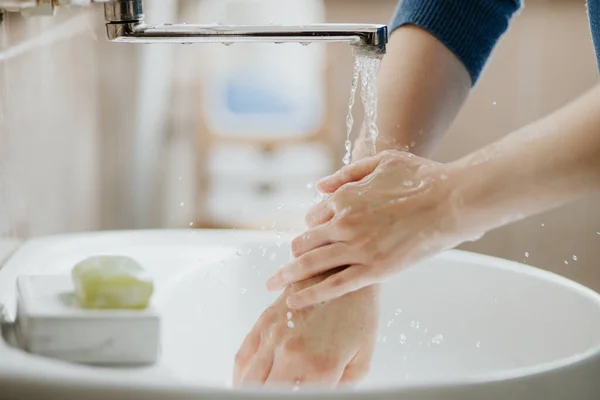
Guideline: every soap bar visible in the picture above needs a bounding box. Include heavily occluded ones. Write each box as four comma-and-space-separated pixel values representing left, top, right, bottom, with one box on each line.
72, 255, 154, 309
15, 275, 160, 365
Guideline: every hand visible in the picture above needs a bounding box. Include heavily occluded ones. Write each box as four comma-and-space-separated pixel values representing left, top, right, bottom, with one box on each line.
233, 275, 379, 388
266, 150, 476, 309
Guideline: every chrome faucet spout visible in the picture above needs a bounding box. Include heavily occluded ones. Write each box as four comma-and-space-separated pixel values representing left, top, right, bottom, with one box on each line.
106, 22, 388, 55
0, 0, 388, 55
102, 0, 387, 55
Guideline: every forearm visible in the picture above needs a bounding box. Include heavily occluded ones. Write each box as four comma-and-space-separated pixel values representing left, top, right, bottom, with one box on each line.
353, 0, 522, 160
450, 84, 600, 236
353, 25, 471, 159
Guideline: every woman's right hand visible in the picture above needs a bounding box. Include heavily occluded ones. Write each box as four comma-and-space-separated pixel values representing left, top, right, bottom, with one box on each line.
267, 150, 484, 309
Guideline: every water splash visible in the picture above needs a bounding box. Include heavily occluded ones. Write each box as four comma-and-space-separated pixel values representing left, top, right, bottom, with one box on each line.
431, 334, 444, 345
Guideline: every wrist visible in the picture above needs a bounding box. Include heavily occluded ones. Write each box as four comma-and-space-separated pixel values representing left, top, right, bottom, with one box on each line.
441, 157, 502, 242
444, 144, 541, 241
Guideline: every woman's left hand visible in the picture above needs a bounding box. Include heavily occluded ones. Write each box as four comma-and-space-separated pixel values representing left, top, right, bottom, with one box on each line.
265, 150, 475, 309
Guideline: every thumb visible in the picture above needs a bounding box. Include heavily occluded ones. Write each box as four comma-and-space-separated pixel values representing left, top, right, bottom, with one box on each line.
317, 156, 381, 194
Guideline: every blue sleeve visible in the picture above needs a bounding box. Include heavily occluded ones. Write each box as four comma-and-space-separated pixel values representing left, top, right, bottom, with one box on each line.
589, 0, 600, 67
390, 0, 523, 85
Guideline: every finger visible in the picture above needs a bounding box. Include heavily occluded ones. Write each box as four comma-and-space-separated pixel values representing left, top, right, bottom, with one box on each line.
290, 224, 335, 258
286, 265, 370, 309
317, 156, 381, 194
265, 357, 306, 385
266, 243, 356, 291
305, 200, 335, 228
339, 350, 373, 386
232, 328, 262, 384
240, 345, 274, 385
267, 360, 343, 388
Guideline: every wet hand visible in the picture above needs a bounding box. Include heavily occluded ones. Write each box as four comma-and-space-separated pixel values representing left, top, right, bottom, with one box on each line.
266, 150, 470, 309
232, 276, 379, 388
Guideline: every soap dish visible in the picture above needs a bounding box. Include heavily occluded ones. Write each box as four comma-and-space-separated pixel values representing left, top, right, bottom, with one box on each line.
15, 275, 161, 366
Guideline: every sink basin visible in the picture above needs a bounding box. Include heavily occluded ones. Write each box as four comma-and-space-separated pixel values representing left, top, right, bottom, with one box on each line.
0, 229, 599, 399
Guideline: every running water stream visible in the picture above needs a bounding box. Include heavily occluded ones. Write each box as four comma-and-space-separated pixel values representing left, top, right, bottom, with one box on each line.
342, 52, 382, 165
310, 51, 383, 207
342, 56, 361, 165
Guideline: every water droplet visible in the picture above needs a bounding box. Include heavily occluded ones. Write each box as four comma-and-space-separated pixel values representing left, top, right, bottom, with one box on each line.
564, 260, 569, 265
573, 255, 578, 261
286, 311, 292, 320
178, 176, 183, 181
277, 204, 283, 210
492, 101, 497, 105
541, 223, 545, 227
431, 334, 444, 344
180, 202, 185, 207
524, 252, 529, 258
387, 319, 394, 327
222, 42, 233, 46
269, 252, 277, 261
189, 222, 194, 227
476, 341, 481, 348
246, 248, 252, 254
299, 42, 310, 46
240, 288, 247, 294
306, 182, 313, 189
381, 335, 387, 343
287, 321, 295, 328
394, 308, 402, 315
235, 250, 242, 257
399, 334, 407, 344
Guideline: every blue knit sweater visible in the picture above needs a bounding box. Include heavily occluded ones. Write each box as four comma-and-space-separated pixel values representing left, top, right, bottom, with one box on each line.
391, 0, 600, 85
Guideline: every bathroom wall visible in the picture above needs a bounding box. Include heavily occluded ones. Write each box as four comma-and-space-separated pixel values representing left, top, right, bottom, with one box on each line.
0, 8, 100, 259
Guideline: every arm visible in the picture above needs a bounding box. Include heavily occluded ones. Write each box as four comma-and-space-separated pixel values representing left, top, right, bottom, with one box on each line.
449, 83, 600, 237
353, 0, 522, 159
271, 84, 600, 307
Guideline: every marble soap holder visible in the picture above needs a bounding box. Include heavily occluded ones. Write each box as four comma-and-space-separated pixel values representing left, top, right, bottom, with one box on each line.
13, 275, 161, 366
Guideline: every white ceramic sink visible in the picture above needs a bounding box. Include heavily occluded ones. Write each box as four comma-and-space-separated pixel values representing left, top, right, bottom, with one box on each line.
0, 229, 599, 399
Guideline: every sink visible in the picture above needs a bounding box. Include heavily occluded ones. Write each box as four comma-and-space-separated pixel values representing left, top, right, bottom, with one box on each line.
0, 229, 599, 399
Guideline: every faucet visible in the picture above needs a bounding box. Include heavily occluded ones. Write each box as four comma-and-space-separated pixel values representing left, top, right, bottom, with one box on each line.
0, 0, 388, 56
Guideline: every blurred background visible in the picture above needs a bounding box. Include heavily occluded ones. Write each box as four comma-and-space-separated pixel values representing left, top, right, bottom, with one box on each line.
1, 0, 599, 290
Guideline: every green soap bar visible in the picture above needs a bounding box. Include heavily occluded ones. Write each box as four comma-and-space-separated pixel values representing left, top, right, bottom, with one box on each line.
71, 255, 154, 310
